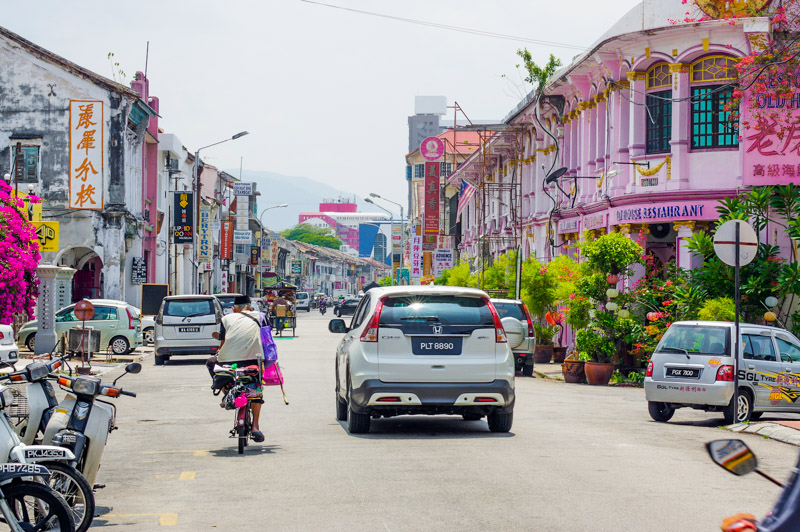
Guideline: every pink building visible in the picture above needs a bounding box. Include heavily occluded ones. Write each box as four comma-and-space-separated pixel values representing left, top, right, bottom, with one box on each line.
452, 0, 792, 268
299, 199, 389, 255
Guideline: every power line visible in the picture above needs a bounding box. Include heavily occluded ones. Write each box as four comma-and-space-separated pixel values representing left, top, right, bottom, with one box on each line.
298, 0, 588, 51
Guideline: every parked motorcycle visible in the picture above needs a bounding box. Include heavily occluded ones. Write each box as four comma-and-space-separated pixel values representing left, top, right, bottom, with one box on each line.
707, 439, 799, 531
0, 380, 90, 531
0, 462, 75, 531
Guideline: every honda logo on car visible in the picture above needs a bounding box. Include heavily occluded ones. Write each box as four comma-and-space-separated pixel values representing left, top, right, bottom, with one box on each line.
432, 326, 442, 335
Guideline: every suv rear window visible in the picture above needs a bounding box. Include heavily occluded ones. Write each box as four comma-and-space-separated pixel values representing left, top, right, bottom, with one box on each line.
216, 296, 237, 310
380, 295, 494, 328
493, 302, 525, 321
656, 324, 730, 357
164, 299, 214, 317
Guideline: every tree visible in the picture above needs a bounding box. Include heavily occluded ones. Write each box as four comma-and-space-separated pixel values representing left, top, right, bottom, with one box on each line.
0, 180, 40, 325
281, 223, 342, 250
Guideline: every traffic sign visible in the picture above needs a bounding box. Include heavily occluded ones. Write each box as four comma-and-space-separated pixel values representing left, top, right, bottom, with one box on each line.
74, 300, 95, 321
713, 220, 758, 267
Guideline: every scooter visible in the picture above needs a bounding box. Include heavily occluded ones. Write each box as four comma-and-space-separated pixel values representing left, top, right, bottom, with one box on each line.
319, 302, 327, 315
42, 362, 140, 489
707, 439, 800, 531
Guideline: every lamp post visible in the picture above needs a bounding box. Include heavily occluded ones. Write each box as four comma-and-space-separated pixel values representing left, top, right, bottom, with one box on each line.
365, 198, 398, 285
257, 204, 288, 292
193, 131, 248, 294
368, 193, 405, 284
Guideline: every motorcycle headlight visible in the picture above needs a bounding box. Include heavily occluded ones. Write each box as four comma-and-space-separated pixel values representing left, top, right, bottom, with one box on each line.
0, 386, 14, 409
72, 377, 99, 396
27, 362, 49, 382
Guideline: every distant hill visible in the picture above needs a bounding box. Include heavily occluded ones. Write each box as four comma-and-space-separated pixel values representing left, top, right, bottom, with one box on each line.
228, 170, 374, 232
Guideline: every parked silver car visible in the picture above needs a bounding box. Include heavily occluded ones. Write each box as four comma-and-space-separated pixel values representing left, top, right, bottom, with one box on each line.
153, 295, 222, 365
645, 321, 800, 424
491, 299, 536, 376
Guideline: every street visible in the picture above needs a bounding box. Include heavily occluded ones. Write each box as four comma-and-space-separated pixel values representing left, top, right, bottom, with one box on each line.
93, 312, 799, 531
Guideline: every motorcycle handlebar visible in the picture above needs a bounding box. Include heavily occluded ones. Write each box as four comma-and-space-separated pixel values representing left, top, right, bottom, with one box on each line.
120, 390, 136, 398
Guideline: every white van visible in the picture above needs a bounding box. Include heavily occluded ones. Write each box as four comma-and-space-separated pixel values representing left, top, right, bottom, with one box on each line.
295, 292, 310, 312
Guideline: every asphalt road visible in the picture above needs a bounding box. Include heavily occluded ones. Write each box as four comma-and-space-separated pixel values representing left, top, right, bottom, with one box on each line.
92, 311, 800, 531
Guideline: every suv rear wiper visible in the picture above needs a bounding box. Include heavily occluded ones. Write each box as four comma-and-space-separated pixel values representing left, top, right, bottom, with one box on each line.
660, 346, 691, 360
182, 312, 208, 322
399, 316, 440, 322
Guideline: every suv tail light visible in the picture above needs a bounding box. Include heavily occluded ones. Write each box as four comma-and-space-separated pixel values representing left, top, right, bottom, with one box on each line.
126, 307, 136, 330
522, 303, 535, 338
0, 331, 4, 340
360, 299, 385, 343
716, 365, 735, 382
645, 360, 653, 377
486, 300, 507, 343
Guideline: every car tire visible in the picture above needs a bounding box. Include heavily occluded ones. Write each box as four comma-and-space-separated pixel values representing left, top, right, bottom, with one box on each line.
25, 334, 35, 352
109, 336, 130, 356
522, 364, 534, 377
143, 327, 154, 345
346, 380, 370, 434
487, 411, 513, 433
723, 390, 752, 425
154, 354, 169, 366
335, 391, 347, 421
647, 401, 675, 422
462, 413, 483, 421
750, 412, 763, 421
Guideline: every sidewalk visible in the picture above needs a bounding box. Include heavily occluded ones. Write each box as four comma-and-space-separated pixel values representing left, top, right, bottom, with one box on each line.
532, 361, 564, 380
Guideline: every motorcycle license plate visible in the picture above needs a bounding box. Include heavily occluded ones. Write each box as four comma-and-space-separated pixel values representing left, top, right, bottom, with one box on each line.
411, 337, 462, 356
666, 367, 700, 378
179, 326, 200, 333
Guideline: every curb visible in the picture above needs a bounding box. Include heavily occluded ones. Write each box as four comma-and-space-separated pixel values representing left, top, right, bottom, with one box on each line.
727, 422, 800, 447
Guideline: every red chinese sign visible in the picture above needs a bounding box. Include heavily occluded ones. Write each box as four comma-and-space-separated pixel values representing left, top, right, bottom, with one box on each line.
220, 221, 233, 259
423, 162, 439, 251
742, 80, 800, 186
69, 100, 104, 210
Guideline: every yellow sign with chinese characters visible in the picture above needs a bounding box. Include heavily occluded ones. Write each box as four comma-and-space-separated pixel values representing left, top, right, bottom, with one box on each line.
32, 222, 59, 252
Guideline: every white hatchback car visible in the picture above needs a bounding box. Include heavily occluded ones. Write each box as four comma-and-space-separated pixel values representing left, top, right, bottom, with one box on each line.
329, 286, 515, 434
0, 324, 18, 365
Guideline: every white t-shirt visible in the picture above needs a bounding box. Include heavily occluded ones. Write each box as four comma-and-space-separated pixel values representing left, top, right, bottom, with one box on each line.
217, 311, 264, 363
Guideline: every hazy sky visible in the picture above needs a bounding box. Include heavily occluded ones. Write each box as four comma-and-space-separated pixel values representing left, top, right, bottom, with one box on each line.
4, 0, 638, 216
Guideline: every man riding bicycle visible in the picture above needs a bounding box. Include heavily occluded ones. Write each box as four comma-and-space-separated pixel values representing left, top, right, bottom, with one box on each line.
209, 295, 266, 442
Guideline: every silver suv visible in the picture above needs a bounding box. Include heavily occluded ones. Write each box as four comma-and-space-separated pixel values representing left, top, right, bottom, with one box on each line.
153, 295, 222, 365
491, 299, 536, 376
645, 321, 800, 424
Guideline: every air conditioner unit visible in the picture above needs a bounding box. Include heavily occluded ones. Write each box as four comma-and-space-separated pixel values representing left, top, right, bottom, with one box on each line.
166, 158, 179, 173
649, 223, 675, 242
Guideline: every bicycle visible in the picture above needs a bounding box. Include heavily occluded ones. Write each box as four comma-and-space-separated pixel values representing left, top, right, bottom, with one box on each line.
215, 364, 263, 455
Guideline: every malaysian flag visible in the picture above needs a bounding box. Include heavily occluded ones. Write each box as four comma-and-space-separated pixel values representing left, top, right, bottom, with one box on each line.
456, 179, 476, 220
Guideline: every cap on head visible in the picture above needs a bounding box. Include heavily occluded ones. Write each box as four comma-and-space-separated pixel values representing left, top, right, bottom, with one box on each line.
233, 295, 250, 306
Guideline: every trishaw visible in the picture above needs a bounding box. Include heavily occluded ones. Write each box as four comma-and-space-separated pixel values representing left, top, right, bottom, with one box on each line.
264, 282, 297, 337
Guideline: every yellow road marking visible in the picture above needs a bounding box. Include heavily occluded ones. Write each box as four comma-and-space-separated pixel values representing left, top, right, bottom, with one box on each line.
141, 450, 210, 457
179, 471, 196, 480
154, 474, 174, 480
103, 513, 179, 526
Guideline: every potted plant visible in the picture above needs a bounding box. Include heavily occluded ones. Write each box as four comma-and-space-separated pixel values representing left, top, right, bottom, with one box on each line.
545, 311, 568, 363
561, 350, 586, 383
533, 323, 556, 363
575, 329, 616, 385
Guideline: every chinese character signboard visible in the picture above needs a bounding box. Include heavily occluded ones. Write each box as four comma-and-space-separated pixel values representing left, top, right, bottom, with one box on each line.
69, 100, 104, 210
131, 257, 147, 285
742, 79, 800, 186
198, 205, 211, 263
220, 221, 232, 259
32, 222, 59, 252
410, 235, 422, 278
233, 182, 253, 196
271, 241, 279, 266
250, 246, 260, 265
173, 192, 194, 244
423, 162, 440, 251
433, 248, 454, 277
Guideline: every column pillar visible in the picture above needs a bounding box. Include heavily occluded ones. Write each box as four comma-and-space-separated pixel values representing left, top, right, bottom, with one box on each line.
674, 221, 696, 269
627, 72, 647, 193
55, 267, 77, 311
34, 264, 62, 355
668, 64, 690, 190
612, 80, 630, 195
595, 92, 607, 202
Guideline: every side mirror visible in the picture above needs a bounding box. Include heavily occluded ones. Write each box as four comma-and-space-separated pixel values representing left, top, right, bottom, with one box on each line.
328, 319, 348, 334
706, 439, 758, 476
125, 362, 142, 374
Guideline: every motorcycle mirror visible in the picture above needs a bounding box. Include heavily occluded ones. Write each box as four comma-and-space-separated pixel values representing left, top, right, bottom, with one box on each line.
125, 362, 142, 374
706, 439, 758, 476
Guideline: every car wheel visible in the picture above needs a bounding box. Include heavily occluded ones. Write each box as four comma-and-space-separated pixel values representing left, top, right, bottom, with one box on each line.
336, 391, 348, 421
462, 413, 483, 421
522, 364, 534, 377
346, 379, 370, 434
750, 412, 763, 421
723, 390, 752, 425
109, 336, 130, 356
647, 401, 675, 422
25, 334, 35, 352
143, 327, 155, 345
487, 411, 513, 433
154, 354, 169, 366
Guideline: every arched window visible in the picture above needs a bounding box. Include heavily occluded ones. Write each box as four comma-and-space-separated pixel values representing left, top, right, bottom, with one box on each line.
690, 55, 738, 149
646, 63, 673, 154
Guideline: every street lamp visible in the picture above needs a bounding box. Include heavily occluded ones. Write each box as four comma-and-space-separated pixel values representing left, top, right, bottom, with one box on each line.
257, 203, 289, 292
368, 193, 406, 284
193, 131, 249, 293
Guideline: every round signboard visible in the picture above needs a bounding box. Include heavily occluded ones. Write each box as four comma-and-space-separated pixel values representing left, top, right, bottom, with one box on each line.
74, 300, 95, 322
420, 136, 445, 162
713, 220, 758, 267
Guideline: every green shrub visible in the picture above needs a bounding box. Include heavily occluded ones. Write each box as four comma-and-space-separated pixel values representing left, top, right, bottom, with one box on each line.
697, 297, 735, 322
583, 232, 644, 275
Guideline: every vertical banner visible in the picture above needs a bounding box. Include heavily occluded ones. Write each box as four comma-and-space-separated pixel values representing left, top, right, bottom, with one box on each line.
410, 235, 423, 278
69, 100, 104, 210
198, 205, 211, 263
271, 241, 279, 268
423, 162, 440, 251
250, 246, 260, 266
173, 192, 194, 244
261, 235, 271, 265
433, 248, 454, 277
220, 221, 232, 259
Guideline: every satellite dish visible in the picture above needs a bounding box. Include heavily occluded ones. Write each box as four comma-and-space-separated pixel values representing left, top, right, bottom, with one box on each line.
545, 167, 568, 184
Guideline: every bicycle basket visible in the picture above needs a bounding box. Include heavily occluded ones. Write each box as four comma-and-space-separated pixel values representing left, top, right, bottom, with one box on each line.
5, 386, 28, 422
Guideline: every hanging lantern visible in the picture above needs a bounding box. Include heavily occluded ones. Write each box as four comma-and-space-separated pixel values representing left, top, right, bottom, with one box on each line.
764, 311, 777, 322
618, 309, 630, 319
606, 302, 618, 311
606, 288, 619, 299
607, 273, 619, 285
765, 296, 779, 308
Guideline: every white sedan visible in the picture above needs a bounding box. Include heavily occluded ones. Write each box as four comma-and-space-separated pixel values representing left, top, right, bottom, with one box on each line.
0, 324, 19, 365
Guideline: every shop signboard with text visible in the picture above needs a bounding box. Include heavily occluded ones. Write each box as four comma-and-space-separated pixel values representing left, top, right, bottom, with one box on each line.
611, 200, 717, 224
423, 162, 440, 251
233, 230, 252, 245
198, 205, 211, 263
173, 192, 194, 244
69, 100, 104, 210
233, 182, 253, 196
410, 235, 422, 278
433, 248, 454, 277
220, 221, 232, 259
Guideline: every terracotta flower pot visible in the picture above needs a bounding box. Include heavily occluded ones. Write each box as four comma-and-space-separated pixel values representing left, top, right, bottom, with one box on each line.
561, 359, 585, 383
552, 347, 568, 364
585, 361, 614, 385
534, 345, 554, 364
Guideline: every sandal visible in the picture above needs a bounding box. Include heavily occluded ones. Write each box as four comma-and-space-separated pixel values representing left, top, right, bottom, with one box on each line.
251, 431, 265, 443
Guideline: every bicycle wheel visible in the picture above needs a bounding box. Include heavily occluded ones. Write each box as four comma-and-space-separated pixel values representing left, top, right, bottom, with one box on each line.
41, 462, 94, 532
0, 479, 75, 531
